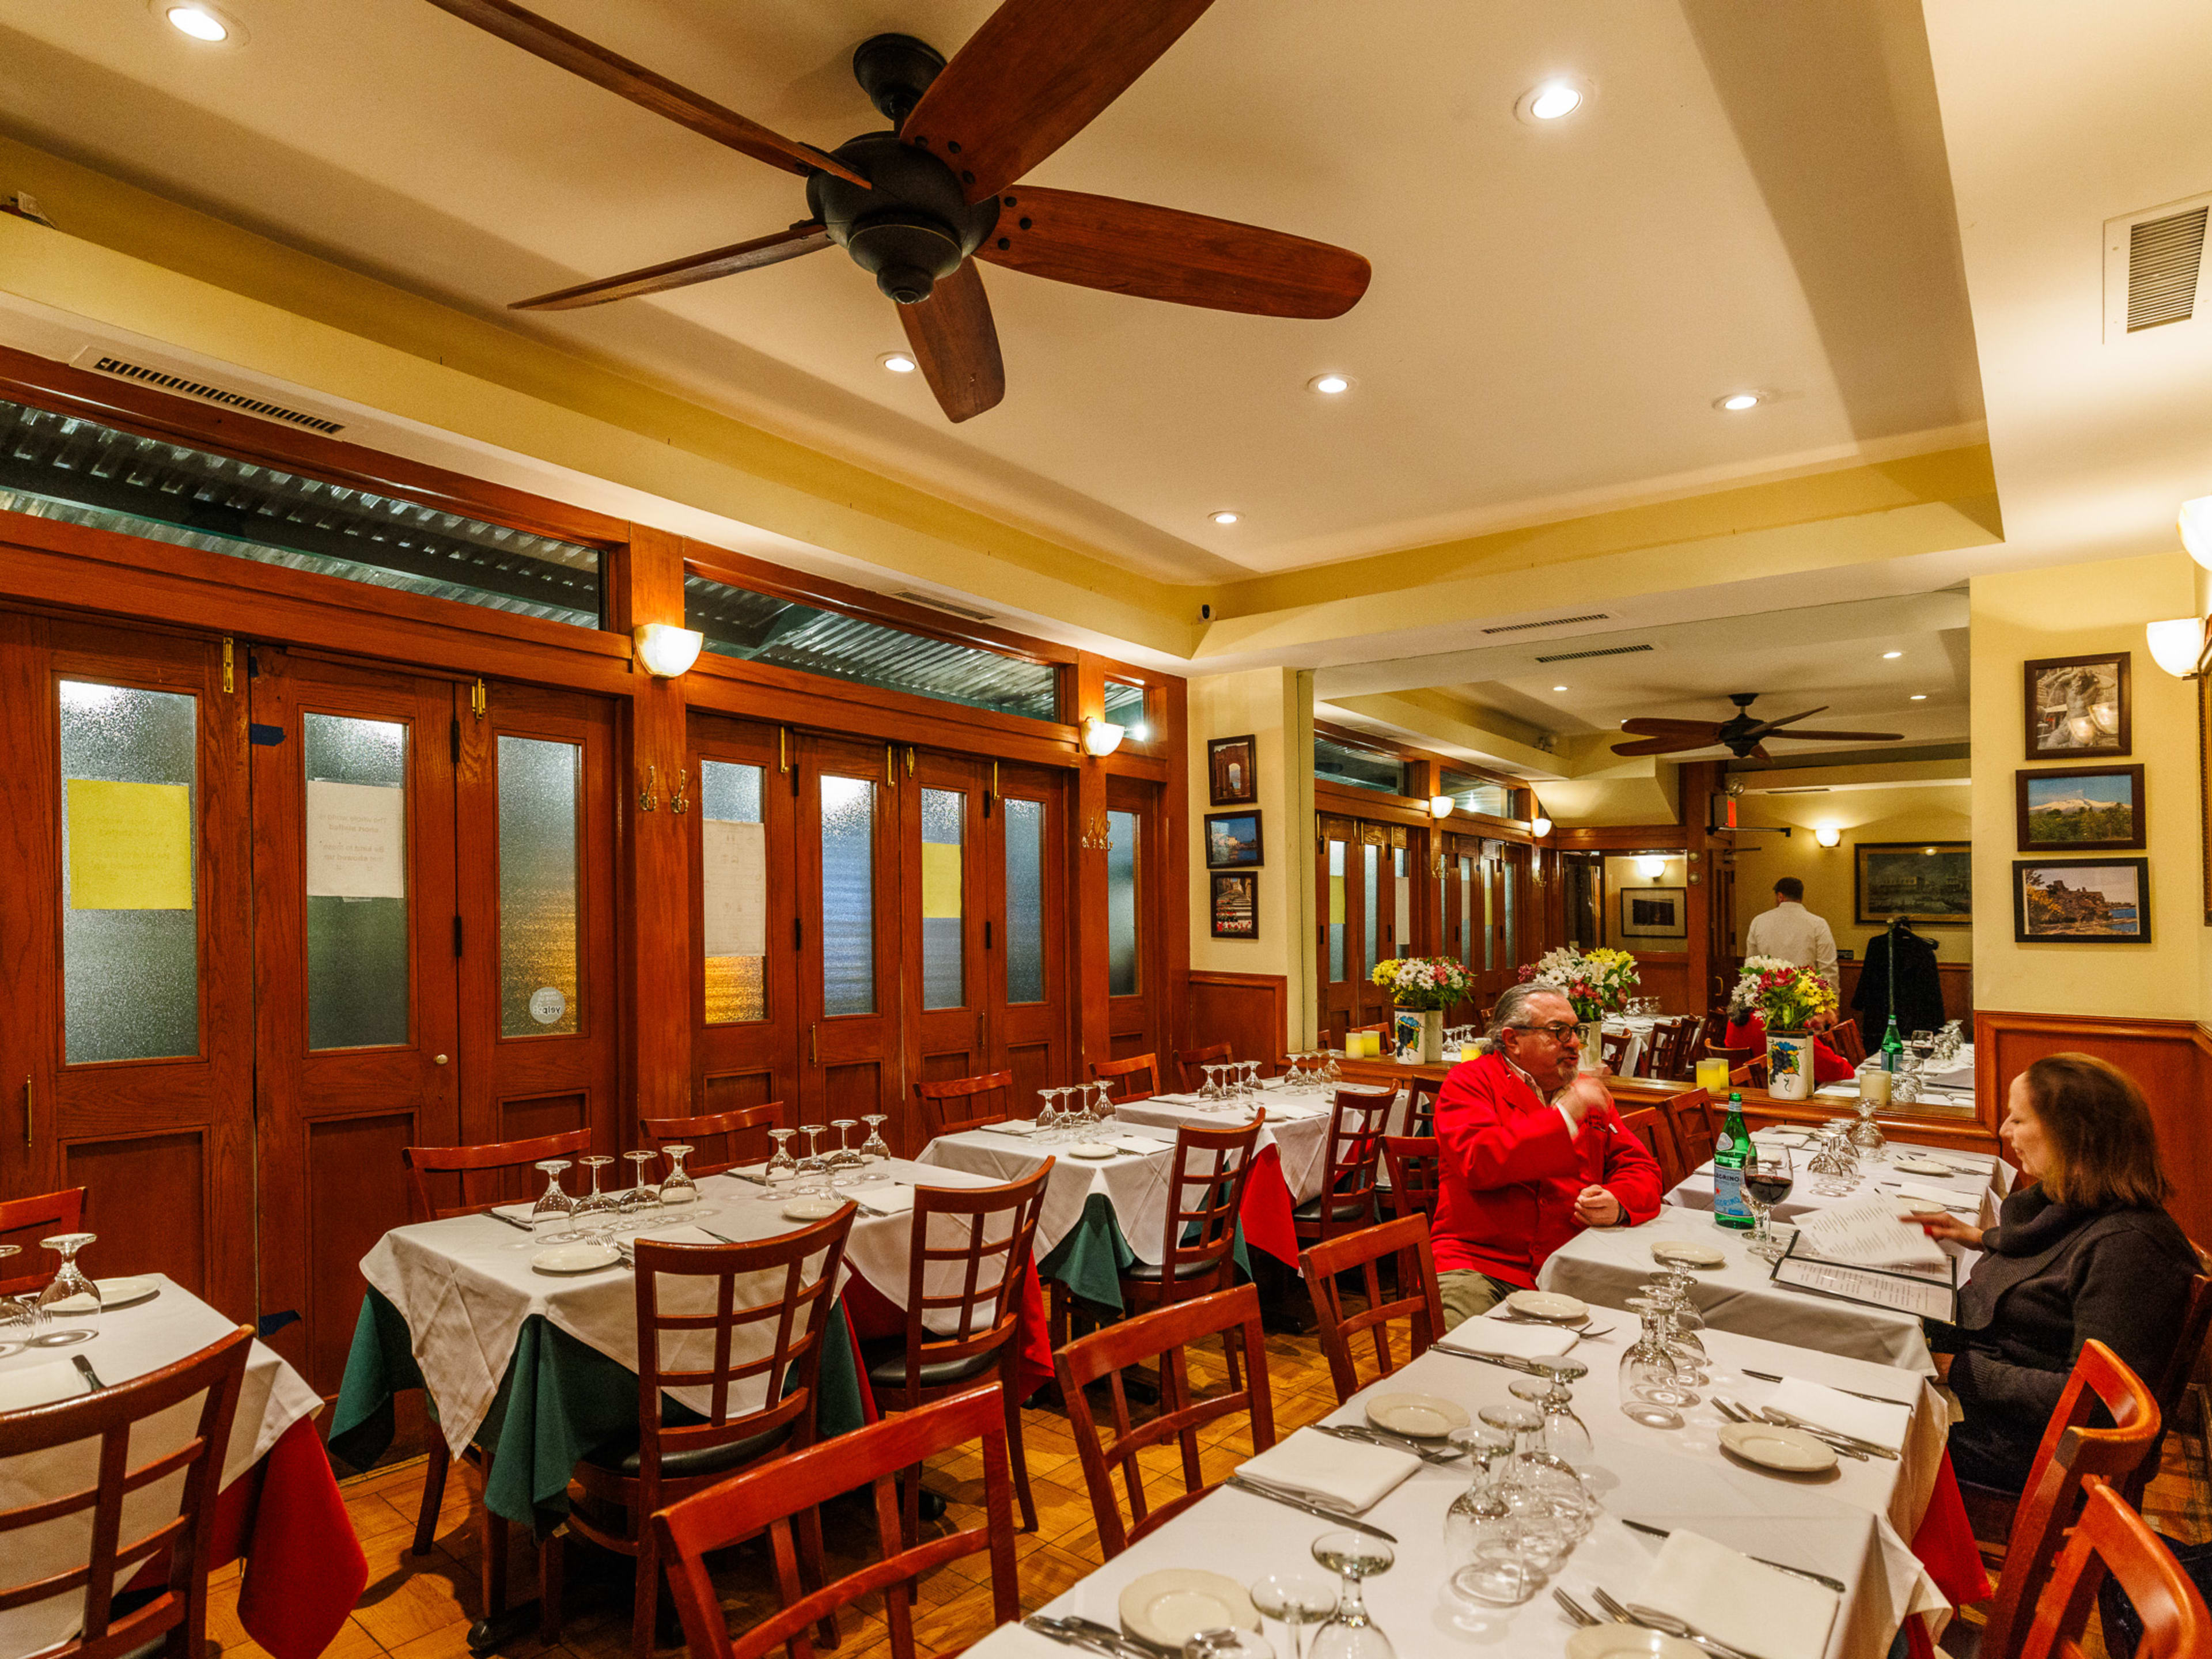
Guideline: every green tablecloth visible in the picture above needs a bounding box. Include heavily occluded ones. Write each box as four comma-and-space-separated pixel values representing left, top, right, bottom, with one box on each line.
1036, 1192, 1251, 1312
327, 1287, 866, 1533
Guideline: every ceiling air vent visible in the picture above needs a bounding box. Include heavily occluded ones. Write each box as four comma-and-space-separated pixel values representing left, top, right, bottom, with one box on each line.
1482, 612, 1611, 634
69, 350, 346, 434
2104, 195, 2212, 340
1767, 786, 1832, 795
1532, 642, 1654, 664
893, 590, 994, 623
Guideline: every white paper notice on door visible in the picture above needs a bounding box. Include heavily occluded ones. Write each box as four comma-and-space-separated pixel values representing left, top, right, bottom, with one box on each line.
305, 780, 406, 899
703, 818, 766, 959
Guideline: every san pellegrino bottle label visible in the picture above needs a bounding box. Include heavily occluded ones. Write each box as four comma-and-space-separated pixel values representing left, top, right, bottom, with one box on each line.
1711, 1090, 1753, 1228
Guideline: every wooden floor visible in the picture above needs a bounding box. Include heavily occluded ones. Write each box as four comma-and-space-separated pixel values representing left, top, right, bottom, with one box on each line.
208, 1335, 2212, 1659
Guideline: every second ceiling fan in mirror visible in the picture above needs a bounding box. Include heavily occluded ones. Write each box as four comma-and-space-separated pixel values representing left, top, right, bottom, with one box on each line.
1611, 693, 1903, 762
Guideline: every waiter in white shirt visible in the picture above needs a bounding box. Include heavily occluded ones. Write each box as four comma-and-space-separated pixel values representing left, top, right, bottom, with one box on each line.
1744, 876, 1840, 995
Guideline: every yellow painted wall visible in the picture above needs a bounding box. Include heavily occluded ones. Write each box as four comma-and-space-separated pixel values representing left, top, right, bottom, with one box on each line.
1601, 854, 1690, 951
1969, 552, 2204, 1020
1733, 783, 1976, 963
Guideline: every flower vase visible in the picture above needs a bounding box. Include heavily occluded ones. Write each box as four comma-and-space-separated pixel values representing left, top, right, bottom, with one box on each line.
1766, 1030, 1816, 1100
1580, 1020, 1606, 1072
1419, 1010, 1444, 1065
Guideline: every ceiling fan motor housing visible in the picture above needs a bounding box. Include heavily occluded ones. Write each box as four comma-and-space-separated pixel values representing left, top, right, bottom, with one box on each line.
808, 131, 999, 304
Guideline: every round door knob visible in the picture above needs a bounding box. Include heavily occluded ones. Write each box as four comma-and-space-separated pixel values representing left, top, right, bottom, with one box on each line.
434, 1054, 449, 1066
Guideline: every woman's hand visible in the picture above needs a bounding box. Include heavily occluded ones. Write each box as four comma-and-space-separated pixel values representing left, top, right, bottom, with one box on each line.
1910, 1211, 1984, 1248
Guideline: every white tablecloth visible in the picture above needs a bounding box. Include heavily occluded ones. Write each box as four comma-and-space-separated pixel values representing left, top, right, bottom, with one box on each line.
921, 1129, 1184, 1264
1117, 1085, 1417, 1204
1671, 1142, 1999, 1228
0, 1277, 321, 1657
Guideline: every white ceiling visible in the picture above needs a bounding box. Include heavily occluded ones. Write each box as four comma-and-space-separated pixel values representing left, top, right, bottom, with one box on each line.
0, 0, 1983, 582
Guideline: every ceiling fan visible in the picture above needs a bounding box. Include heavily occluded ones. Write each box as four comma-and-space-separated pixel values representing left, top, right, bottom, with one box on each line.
425, 0, 1373, 422
1611, 694, 1903, 762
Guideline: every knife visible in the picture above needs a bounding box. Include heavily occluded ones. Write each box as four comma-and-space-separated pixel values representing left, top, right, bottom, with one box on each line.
1431, 1344, 1539, 1373
1225, 1476, 1397, 1542
73, 1355, 105, 1392
1022, 1616, 1120, 1658
1741, 1369, 1912, 1407
1618, 1518, 1846, 1593
483, 1210, 536, 1233
1316, 1423, 1463, 1465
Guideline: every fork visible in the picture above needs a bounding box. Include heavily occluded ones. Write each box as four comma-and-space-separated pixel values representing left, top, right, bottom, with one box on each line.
1591, 1586, 1759, 1659
1316, 1423, 1463, 1465
1715, 1396, 1867, 1460
1554, 1589, 1602, 1627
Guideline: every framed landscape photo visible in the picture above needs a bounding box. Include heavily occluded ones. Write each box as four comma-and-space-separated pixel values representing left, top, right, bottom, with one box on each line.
1855, 841, 1973, 926
2013, 857, 2152, 944
1203, 809, 1264, 869
1210, 871, 1258, 938
2014, 764, 2146, 852
2023, 652, 2131, 759
1207, 734, 1258, 805
1618, 885, 1687, 939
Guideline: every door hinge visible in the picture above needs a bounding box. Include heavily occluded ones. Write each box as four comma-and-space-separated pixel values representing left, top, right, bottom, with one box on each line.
452, 915, 463, 957
248, 723, 285, 747
221, 636, 234, 695
450, 719, 461, 764
470, 678, 487, 719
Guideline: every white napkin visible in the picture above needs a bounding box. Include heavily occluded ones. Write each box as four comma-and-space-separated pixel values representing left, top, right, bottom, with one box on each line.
1888, 1181, 1975, 1214
1434, 1317, 1579, 1360
1237, 1426, 1418, 1513
847, 1183, 915, 1216
1109, 1134, 1171, 1154
493, 1202, 542, 1222
1765, 1378, 1911, 1452
1634, 1529, 1840, 1659
1813, 1084, 1858, 1098
0, 1360, 84, 1412
982, 1120, 1039, 1137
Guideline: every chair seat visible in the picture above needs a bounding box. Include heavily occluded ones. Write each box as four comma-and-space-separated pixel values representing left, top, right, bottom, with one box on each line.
1122, 1255, 1225, 1284
861, 1339, 1002, 1392
581, 1419, 793, 1482
1293, 1193, 1372, 1225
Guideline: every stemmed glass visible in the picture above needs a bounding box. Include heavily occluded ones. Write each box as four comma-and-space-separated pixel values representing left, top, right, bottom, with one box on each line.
796, 1125, 829, 1194
1089, 1081, 1116, 1130
1446, 1427, 1541, 1607
573, 1155, 619, 1238
1743, 1146, 1795, 1262
828, 1119, 862, 1169
1308, 1532, 1395, 1659
658, 1145, 698, 1206
1252, 1570, 1337, 1659
620, 1150, 661, 1217
35, 1233, 101, 1345
1199, 1066, 1222, 1104
764, 1127, 798, 1191
1036, 1089, 1063, 1140
860, 1115, 891, 1162
0, 1245, 32, 1356
530, 1159, 577, 1234
1619, 1296, 1697, 1425
1480, 1402, 1590, 1550
1521, 1355, 1594, 1461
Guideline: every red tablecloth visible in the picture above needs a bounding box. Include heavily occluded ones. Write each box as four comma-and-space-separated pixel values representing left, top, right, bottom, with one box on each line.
840, 1256, 1055, 1408
1904, 1449, 1994, 1658
204, 1419, 369, 1659
1238, 1143, 1300, 1267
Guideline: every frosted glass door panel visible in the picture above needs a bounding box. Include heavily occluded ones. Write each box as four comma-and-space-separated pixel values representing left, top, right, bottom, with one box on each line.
58, 679, 199, 1063
304, 713, 409, 1050
1459, 856, 1473, 966
921, 787, 964, 1010
1327, 840, 1346, 982
1003, 798, 1044, 1005
821, 775, 876, 1016
701, 760, 767, 1024
1361, 844, 1379, 978
1483, 858, 1497, 969
1393, 847, 1410, 959
497, 735, 581, 1037
1107, 810, 1138, 997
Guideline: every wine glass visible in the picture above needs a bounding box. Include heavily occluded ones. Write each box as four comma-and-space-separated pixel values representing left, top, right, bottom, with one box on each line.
1199, 1065, 1222, 1104
529, 1159, 577, 1234
796, 1124, 828, 1192
1743, 1147, 1795, 1262
1308, 1532, 1395, 1659
860, 1115, 891, 1162
1251, 1570, 1338, 1659
619, 1150, 661, 1217
573, 1155, 619, 1238
1089, 1081, 1116, 1129
828, 1119, 862, 1169
658, 1145, 698, 1206
1445, 1427, 1543, 1607
0, 1247, 31, 1356
35, 1233, 101, 1345
764, 1127, 798, 1190
1036, 1088, 1063, 1140
1525, 1355, 1594, 1461
1619, 1297, 1696, 1423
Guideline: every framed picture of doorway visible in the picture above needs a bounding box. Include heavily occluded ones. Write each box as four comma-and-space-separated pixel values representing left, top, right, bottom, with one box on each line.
1618, 886, 1686, 939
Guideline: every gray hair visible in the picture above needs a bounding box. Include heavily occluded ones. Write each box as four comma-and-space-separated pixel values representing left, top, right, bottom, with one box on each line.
1487, 981, 1571, 1039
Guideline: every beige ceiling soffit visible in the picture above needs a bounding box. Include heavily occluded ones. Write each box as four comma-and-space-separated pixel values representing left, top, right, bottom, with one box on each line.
1536, 769, 1683, 830
0, 140, 1198, 657
1734, 758, 1971, 793
1321, 690, 1562, 779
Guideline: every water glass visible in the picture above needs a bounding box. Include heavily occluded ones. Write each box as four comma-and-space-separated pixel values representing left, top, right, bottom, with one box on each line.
828, 1119, 862, 1169
619, 1150, 661, 1214
573, 1154, 619, 1237
1251, 1570, 1337, 1659
1308, 1532, 1395, 1659
35, 1233, 101, 1345
764, 1127, 798, 1190
530, 1159, 577, 1234
860, 1115, 891, 1162
658, 1144, 699, 1206
795, 1125, 828, 1192
0, 1247, 31, 1356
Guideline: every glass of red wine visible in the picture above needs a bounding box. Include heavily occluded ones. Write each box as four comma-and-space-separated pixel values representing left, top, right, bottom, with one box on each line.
1743, 1147, 1795, 1262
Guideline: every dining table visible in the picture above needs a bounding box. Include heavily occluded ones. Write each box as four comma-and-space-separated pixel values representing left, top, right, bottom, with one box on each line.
1667, 1134, 2002, 1228
0, 1275, 366, 1659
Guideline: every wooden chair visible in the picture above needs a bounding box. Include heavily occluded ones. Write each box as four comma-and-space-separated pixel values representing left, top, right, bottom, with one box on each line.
2017, 1481, 2210, 1659
2123, 1272, 2212, 1508
639, 1103, 779, 1178
1120, 1115, 1264, 1320
1054, 1284, 1275, 1559
1380, 1136, 1442, 1224
862, 1165, 1049, 1536
403, 1128, 593, 1219
0, 1185, 86, 1294
1645, 1017, 1696, 1081
559, 1206, 857, 1659
1825, 1020, 1867, 1067
912, 1070, 1016, 1138
1688, 1012, 1729, 1064
1301, 1213, 1448, 1404
1090, 1053, 1160, 1103
1966, 1339, 2162, 1659
1660, 1088, 1717, 1171
1599, 1028, 1634, 1075
1404, 1075, 1445, 1137
1293, 1088, 1395, 1249
1174, 1042, 1232, 1093
1619, 1104, 1685, 1190
0, 1323, 252, 1659
653, 1385, 1020, 1659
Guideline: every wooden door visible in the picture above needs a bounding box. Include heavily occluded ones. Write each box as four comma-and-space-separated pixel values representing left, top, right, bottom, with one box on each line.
1315, 813, 1359, 1048
249, 650, 461, 1392
1352, 824, 1397, 1029
796, 737, 903, 1147
1103, 774, 1160, 1065
984, 761, 1068, 1107
0, 612, 255, 1320
906, 751, 991, 1091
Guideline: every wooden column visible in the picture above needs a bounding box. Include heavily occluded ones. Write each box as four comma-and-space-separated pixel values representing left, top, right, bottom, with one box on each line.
1680, 760, 1733, 1013
1070, 655, 1111, 1080
1156, 673, 1191, 1069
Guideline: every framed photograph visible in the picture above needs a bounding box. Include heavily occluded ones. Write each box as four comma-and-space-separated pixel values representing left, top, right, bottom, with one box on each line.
1618, 885, 1687, 939
1207, 734, 1258, 805
2024, 652, 2131, 759
2013, 858, 2152, 943
1203, 810, 1264, 869
2014, 764, 2146, 851
1210, 872, 1258, 938
1855, 841, 1973, 926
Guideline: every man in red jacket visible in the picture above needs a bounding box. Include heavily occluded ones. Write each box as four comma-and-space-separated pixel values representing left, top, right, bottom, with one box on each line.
1433, 983, 1665, 1328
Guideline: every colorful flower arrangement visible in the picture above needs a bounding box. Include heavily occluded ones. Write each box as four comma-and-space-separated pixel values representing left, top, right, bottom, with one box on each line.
1730, 956, 1838, 1032
1517, 946, 1640, 1021
1369, 955, 1479, 1012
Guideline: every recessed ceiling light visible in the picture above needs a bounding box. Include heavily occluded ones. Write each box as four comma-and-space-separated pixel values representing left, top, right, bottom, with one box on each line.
878, 351, 917, 374
1881, 650, 1902, 660
1517, 79, 1588, 123
1714, 391, 1762, 412
1551, 684, 1567, 692
1210, 510, 1240, 526
1308, 373, 1352, 396
160, 1, 235, 41
1910, 693, 1927, 701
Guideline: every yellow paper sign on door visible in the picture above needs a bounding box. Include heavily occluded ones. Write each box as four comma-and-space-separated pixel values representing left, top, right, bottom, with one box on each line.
66, 779, 193, 910
921, 840, 963, 919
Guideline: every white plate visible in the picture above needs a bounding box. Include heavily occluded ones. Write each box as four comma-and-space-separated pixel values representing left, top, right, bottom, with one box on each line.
531, 1242, 620, 1274
1569, 1625, 1705, 1659
1717, 1421, 1838, 1473
1066, 1141, 1119, 1160
1119, 1570, 1262, 1650
40, 1275, 164, 1315
1651, 1241, 1726, 1268
1505, 1289, 1588, 1323
1365, 1392, 1470, 1439
782, 1196, 845, 1221
1890, 1156, 1955, 1176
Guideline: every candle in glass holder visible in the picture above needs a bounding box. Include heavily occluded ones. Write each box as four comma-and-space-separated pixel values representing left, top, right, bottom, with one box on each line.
1860, 1066, 1892, 1107
1695, 1056, 1732, 1095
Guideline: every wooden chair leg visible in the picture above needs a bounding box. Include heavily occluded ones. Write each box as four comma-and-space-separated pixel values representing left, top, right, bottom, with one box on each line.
478, 1475, 509, 1622
630, 1524, 657, 1659
537, 1528, 563, 1646
796, 1503, 841, 1650
1002, 1375, 1038, 1533
413, 1436, 450, 1557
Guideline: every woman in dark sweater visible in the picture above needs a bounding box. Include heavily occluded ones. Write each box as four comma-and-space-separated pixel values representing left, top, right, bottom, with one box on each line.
1916, 1053, 2200, 1493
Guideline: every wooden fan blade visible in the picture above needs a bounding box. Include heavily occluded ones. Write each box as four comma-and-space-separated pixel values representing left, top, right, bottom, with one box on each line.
423, 0, 866, 187
899, 263, 1005, 422
973, 187, 1369, 318
1744, 705, 1829, 738
512, 224, 833, 311
1759, 729, 1905, 743
900, 0, 1218, 202
1619, 718, 1725, 738
1611, 737, 1713, 757
1748, 743, 1773, 762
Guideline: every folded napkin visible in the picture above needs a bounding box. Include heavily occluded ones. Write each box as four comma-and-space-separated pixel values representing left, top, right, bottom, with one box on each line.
983, 1120, 1039, 1137
1888, 1180, 1975, 1214
0, 1360, 85, 1412
1434, 1317, 1579, 1361
1634, 1529, 1839, 1659
846, 1183, 915, 1215
1237, 1426, 1418, 1513
1766, 1377, 1912, 1452
493, 1202, 541, 1222
724, 1163, 771, 1184
1108, 1134, 1171, 1154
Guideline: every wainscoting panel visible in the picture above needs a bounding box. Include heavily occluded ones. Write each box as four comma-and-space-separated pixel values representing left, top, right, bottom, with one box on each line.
1188, 971, 1289, 1071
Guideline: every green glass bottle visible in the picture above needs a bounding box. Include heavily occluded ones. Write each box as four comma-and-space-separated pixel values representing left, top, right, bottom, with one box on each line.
1880, 1015, 1906, 1073
1711, 1091, 1753, 1229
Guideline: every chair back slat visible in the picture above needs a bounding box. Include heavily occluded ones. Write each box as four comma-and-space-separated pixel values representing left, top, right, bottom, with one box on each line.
1645, 1018, 1695, 1081
1826, 1021, 1868, 1066
2017, 1482, 2210, 1659
1305, 1088, 1393, 1243
1381, 1136, 1442, 1224
640, 1104, 781, 1178
1619, 1105, 1685, 1189
1659, 1088, 1716, 1172
1301, 1214, 1447, 1403
880, 1166, 1050, 1408
1405, 1075, 1444, 1138
1090, 1053, 1160, 1103
1158, 1116, 1264, 1294
913, 1071, 1016, 1139
1054, 1285, 1274, 1559
1599, 1029, 1634, 1075
0, 1187, 86, 1296
404, 1130, 593, 1219
1173, 1044, 1232, 1094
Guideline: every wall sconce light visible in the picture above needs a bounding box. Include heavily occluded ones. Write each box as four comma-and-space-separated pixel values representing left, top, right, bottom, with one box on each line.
1815, 826, 1842, 849
2180, 497, 2212, 570
1530, 816, 1553, 838
633, 623, 704, 677
1080, 716, 1126, 756
1429, 794, 1455, 820
1635, 855, 1665, 879
2146, 616, 2205, 679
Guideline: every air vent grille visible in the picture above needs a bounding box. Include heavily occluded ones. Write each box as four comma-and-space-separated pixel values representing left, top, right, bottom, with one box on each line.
81, 355, 346, 434
1533, 642, 1654, 664
2127, 207, 2207, 331
1482, 611, 1611, 635
893, 589, 994, 623
1766, 787, 1832, 795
